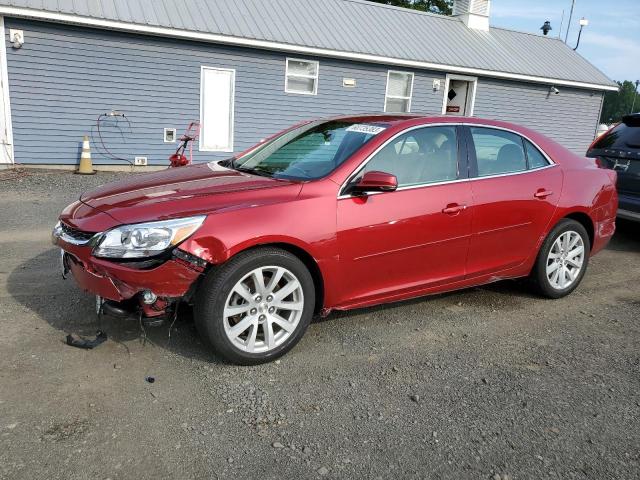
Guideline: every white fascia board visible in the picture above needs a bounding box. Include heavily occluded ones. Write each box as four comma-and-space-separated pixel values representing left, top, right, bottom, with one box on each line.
0, 6, 619, 92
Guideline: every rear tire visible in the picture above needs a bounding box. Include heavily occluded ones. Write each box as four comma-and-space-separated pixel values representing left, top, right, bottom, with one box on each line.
530, 219, 590, 299
194, 247, 315, 365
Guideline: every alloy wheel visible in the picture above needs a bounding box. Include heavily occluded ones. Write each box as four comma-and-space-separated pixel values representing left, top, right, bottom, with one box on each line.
546, 230, 585, 290
223, 266, 304, 353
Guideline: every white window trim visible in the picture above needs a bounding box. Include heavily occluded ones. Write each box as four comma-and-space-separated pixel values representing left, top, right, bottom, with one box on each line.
0, 16, 14, 165
384, 70, 414, 113
441, 73, 478, 116
199, 66, 235, 152
285, 58, 319, 95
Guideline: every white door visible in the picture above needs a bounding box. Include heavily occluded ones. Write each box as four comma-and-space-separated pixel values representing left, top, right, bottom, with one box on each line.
200, 67, 235, 152
0, 17, 13, 164
446, 80, 469, 115
443, 75, 477, 117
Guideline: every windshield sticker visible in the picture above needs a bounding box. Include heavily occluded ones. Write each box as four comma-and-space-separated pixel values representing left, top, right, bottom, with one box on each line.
346, 124, 387, 135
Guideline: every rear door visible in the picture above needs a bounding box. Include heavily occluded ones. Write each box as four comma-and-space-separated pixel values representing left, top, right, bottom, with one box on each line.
464, 126, 563, 277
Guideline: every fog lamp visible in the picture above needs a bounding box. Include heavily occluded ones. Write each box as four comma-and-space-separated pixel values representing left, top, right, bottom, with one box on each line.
142, 290, 158, 305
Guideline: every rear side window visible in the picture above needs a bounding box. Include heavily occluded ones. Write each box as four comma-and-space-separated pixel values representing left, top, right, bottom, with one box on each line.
591, 123, 640, 150
470, 127, 526, 176
524, 140, 550, 169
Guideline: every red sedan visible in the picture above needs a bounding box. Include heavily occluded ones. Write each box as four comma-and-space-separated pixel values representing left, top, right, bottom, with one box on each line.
52, 115, 618, 364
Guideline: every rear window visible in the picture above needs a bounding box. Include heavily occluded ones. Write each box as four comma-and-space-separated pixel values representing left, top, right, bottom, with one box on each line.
591, 123, 640, 151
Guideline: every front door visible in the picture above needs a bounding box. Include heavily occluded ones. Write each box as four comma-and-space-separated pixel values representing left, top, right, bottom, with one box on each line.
336, 125, 473, 306
464, 126, 563, 277
444, 76, 477, 117
200, 66, 235, 152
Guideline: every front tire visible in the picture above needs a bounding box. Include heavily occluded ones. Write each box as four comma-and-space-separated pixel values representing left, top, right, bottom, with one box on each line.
531, 219, 590, 299
194, 247, 315, 365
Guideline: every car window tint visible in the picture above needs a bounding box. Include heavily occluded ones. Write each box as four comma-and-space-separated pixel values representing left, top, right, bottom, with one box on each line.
524, 140, 550, 169
470, 127, 526, 176
361, 126, 458, 187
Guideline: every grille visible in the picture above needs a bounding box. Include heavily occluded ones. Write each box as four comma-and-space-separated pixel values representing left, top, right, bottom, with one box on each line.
60, 222, 96, 242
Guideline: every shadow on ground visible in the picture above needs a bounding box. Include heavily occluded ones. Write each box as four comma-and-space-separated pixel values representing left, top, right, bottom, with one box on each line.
6, 247, 223, 363
606, 219, 640, 252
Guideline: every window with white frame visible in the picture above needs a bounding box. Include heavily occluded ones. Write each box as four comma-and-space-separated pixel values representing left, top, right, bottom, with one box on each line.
384, 71, 414, 113
285, 58, 319, 95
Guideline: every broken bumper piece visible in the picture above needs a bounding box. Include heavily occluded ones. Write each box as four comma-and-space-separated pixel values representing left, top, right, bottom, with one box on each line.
59, 240, 204, 318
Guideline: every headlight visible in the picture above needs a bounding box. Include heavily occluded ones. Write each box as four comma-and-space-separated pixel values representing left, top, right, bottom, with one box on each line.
93, 216, 206, 259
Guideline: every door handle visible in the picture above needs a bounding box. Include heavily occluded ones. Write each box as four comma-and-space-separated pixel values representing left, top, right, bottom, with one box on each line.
534, 189, 553, 199
442, 203, 467, 215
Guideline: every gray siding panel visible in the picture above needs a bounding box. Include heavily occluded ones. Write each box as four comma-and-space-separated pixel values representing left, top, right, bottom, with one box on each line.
4, 18, 600, 165
4, 18, 444, 165
474, 78, 603, 154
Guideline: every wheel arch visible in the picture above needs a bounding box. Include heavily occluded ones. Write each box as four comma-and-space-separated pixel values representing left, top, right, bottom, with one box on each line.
227, 241, 325, 314
562, 211, 594, 251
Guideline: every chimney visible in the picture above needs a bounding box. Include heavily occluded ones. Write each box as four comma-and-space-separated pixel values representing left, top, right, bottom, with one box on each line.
453, 0, 490, 31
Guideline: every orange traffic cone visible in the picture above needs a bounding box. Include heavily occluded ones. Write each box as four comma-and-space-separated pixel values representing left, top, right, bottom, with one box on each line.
75, 135, 96, 175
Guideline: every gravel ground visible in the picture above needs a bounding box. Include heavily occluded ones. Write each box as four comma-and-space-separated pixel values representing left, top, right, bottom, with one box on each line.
0, 169, 639, 480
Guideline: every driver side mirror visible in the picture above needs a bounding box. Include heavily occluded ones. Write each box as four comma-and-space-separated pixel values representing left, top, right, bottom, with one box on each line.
351, 170, 398, 195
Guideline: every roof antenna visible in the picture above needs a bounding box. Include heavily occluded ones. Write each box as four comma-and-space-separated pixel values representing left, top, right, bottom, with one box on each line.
564, 0, 575, 43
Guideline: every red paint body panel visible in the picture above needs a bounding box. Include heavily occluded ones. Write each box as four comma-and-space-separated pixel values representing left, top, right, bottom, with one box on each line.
58, 238, 201, 302
55, 115, 618, 314
336, 182, 473, 306
466, 165, 563, 277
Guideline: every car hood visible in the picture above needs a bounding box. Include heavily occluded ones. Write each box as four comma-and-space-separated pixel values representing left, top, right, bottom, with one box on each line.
76, 162, 302, 227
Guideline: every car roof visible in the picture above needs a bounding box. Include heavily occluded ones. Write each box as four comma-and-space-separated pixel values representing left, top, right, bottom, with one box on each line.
328, 113, 530, 132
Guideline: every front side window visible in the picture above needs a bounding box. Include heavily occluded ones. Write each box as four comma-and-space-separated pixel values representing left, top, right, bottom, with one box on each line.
233, 121, 387, 180
384, 71, 414, 113
361, 126, 458, 187
285, 58, 319, 95
470, 127, 526, 176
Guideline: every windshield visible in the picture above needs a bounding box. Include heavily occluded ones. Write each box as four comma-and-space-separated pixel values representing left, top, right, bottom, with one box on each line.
232, 120, 389, 180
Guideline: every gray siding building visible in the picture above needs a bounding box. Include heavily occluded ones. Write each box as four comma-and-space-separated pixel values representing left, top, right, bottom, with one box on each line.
0, 0, 617, 167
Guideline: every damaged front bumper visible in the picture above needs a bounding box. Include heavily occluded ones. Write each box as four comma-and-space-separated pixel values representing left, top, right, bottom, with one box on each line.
53, 228, 205, 319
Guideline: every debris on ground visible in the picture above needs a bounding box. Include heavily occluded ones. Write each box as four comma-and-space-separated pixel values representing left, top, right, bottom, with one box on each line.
65, 330, 107, 349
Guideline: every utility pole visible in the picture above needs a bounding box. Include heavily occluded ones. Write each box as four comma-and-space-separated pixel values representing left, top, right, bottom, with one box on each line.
564, 0, 576, 43
631, 80, 640, 114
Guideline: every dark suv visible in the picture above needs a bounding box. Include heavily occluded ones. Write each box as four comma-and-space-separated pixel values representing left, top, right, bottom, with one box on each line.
587, 114, 640, 221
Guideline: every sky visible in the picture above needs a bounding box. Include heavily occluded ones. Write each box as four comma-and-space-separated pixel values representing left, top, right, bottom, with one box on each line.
490, 0, 640, 83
